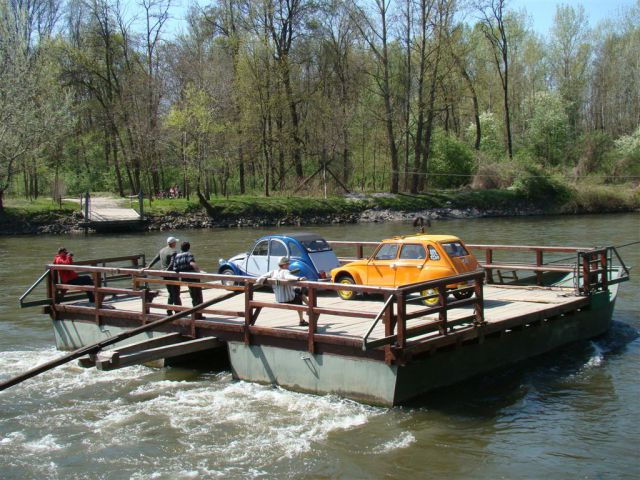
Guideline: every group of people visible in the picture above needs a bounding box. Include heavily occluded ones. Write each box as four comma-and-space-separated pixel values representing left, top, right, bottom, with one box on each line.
147, 237, 309, 325
145, 237, 203, 318
53, 236, 309, 325
156, 185, 181, 199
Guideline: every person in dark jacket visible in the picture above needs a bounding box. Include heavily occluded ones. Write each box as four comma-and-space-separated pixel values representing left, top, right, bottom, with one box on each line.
170, 241, 204, 318
145, 236, 181, 315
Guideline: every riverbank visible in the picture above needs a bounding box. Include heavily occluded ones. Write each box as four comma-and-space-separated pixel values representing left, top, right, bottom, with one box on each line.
1, 185, 637, 235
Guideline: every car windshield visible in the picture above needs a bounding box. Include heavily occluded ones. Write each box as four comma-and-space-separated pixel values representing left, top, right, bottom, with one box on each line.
441, 241, 469, 258
301, 238, 332, 252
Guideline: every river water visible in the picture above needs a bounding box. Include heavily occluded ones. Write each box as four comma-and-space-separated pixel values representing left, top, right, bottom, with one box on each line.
0, 213, 638, 479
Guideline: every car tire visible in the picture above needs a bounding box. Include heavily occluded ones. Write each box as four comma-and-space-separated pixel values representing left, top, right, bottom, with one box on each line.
453, 289, 473, 300
336, 275, 356, 300
421, 287, 440, 306
220, 267, 238, 286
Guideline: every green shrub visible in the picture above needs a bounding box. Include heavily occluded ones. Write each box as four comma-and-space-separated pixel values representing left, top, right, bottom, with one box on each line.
429, 132, 475, 189
512, 166, 573, 205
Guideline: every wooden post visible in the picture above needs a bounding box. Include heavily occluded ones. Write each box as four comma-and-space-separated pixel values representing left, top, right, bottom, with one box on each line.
581, 252, 590, 294
535, 249, 543, 285
244, 281, 253, 345
485, 249, 494, 284
83, 191, 90, 236
395, 292, 406, 350
383, 294, 394, 364
473, 276, 485, 326
138, 191, 144, 220
93, 272, 102, 326
357, 245, 364, 259
307, 285, 317, 354
438, 288, 448, 335
600, 250, 608, 290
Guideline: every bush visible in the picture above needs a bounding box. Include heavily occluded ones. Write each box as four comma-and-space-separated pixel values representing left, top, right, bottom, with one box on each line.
429, 132, 475, 189
610, 126, 640, 182
512, 166, 573, 205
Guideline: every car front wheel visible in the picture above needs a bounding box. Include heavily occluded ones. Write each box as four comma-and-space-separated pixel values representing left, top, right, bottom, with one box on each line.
336, 275, 356, 300
220, 267, 237, 286
421, 287, 440, 306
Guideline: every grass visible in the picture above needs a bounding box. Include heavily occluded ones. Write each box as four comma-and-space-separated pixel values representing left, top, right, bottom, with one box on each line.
2, 198, 77, 217
4, 185, 638, 221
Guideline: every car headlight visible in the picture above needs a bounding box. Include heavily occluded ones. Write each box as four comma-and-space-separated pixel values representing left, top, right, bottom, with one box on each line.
218, 258, 225, 266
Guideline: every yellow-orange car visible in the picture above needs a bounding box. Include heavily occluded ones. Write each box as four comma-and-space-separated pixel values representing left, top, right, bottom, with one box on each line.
331, 234, 480, 305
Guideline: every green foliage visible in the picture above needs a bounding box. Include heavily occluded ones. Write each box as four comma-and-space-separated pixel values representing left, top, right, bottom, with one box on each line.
524, 91, 569, 166
610, 126, 640, 181
573, 131, 613, 177
429, 132, 475, 189
512, 166, 573, 205
563, 184, 639, 213
467, 112, 504, 161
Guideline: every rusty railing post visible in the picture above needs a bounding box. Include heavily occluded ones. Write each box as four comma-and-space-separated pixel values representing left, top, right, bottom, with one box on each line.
383, 293, 394, 364
395, 291, 406, 351
535, 249, 543, 285
600, 250, 608, 291
93, 272, 102, 326
307, 284, 317, 354
473, 274, 485, 326
485, 249, 494, 284
244, 281, 253, 345
438, 285, 448, 335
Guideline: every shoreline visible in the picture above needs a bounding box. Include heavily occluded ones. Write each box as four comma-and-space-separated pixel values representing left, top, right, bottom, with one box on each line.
1, 204, 636, 235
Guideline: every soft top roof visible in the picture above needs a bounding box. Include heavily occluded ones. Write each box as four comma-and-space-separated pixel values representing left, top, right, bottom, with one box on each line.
280, 232, 325, 242
383, 234, 462, 243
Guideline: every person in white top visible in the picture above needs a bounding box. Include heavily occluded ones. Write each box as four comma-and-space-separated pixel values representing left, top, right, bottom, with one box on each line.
257, 256, 309, 326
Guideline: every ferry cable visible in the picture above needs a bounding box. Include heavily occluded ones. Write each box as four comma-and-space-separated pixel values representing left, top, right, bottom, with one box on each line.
544, 240, 639, 266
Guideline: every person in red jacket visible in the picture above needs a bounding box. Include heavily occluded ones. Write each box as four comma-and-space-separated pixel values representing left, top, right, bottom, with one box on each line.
53, 247, 95, 303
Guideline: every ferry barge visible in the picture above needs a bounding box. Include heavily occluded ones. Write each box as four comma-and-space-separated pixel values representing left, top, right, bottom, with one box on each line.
16, 242, 629, 406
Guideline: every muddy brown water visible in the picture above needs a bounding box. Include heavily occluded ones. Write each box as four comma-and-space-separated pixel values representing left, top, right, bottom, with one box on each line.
0, 213, 638, 478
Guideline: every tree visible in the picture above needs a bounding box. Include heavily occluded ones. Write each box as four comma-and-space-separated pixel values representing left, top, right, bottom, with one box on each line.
477, 0, 513, 158
0, 0, 70, 210
350, 0, 400, 193
548, 4, 590, 138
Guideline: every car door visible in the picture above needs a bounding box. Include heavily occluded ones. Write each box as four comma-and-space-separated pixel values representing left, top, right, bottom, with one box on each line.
268, 239, 288, 272
393, 243, 428, 286
439, 241, 479, 273
366, 243, 399, 286
246, 239, 269, 276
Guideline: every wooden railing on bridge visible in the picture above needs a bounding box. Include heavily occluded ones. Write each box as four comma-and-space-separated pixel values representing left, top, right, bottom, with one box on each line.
19, 243, 628, 366
328, 241, 630, 291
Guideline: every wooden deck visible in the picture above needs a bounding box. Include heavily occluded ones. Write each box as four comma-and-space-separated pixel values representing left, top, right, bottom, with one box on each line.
64, 280, 588, 346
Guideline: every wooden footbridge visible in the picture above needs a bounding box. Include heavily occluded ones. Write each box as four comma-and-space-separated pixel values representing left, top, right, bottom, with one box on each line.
6, 242, 629, 404
78, 192, 146, 232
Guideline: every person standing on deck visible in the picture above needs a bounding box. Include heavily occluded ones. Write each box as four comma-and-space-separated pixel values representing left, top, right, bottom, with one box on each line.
53, 247, 95, 304
257, 256, 309, 326
170, 241, 204, 319
145, 236, 181, 315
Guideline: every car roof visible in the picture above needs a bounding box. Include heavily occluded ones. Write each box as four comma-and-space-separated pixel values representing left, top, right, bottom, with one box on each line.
382, 234, 461, 243
260, 232, 326, 242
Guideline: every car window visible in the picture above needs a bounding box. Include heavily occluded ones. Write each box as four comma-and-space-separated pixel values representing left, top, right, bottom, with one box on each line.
252, 240, 269, 256
270, 239, 287, 257
374, 243, 399, 260
428, 245, 440, 261
301, 238, 332, 252
441, 241, 469, 258
289, 242, 303, 258
400, 244, 426, 259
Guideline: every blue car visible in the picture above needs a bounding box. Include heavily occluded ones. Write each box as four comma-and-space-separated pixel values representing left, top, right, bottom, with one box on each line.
218, 233, 340, 281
